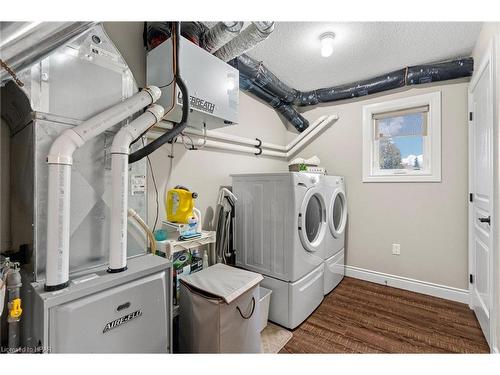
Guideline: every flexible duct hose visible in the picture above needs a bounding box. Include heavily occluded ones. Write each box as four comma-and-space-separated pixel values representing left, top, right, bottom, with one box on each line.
201, 22, 243, 53
214, 22, 274, 62
128, 209, 157, 255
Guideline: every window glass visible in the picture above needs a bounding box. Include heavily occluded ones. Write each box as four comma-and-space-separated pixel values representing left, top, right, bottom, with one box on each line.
376, 112, 425, 171
305, 195, 322, 242
362, 91, 441, 182
333, 194, 343, 230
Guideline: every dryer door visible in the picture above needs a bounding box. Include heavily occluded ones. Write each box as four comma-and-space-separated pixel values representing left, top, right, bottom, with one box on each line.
328, 188, 347, 238
298, 187, 326, 253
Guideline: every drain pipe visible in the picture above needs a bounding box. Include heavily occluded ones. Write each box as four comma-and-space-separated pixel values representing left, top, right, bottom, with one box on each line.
108, 104, 164, 273
214, 22, 274, 62
45, 86, 161, 291
201, 22, 243, 53
128, 208, 157, 256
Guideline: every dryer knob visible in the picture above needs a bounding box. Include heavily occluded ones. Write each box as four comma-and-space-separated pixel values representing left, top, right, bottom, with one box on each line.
310, 176, 318, 184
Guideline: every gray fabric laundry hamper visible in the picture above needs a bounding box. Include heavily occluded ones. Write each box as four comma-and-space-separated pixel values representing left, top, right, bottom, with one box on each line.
179, 263, 263, 353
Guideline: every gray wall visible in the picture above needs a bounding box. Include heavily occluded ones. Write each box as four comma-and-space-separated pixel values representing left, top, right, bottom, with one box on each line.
287, 82, 470, 290
104, 22, 146, 88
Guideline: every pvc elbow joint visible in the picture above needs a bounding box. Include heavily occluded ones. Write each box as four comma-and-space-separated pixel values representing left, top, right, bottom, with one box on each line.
148, 104, 164, 122
110, 105, 164, 155
144, 86, 162, 103
46, 129, 84, 165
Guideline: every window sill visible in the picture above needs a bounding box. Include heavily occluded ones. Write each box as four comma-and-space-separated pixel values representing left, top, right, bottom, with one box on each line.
363, 173, 441, 183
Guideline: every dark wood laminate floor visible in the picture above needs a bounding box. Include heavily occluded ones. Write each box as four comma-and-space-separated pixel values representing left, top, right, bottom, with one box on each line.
280, 277, 489, 353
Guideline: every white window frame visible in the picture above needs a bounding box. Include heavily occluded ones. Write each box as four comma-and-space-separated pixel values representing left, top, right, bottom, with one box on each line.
362, 91, 441, 182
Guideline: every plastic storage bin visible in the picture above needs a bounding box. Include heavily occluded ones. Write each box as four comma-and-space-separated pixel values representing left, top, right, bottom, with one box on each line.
259, 287, 272, 332
179, 264, 263, 353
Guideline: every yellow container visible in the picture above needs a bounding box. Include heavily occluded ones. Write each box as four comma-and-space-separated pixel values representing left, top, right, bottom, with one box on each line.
166, 186, 198, 224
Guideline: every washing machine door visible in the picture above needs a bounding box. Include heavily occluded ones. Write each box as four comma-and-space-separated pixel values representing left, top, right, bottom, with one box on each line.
328, 188, 347, 238
298, 187, 327, 253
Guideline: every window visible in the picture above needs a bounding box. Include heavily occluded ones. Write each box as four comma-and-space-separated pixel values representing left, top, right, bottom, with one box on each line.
362, 92, 441, 182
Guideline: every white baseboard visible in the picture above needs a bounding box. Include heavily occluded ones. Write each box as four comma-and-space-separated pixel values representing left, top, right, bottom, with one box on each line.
345, 265, 469, 304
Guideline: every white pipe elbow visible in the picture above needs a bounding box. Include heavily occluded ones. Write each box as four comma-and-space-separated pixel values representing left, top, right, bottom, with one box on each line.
143, 86, 162, 103
46, 129, 84, 165
110, 104, 164, 155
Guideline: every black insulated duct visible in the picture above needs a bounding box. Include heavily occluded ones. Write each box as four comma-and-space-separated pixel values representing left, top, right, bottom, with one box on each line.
240, 75, 309, 131
231, 54, 473, 132
294, 69, 407, 106
232, 54, 297, 103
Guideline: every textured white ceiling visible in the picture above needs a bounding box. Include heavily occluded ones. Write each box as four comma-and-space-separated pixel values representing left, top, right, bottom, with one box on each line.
244, 22, 482, 91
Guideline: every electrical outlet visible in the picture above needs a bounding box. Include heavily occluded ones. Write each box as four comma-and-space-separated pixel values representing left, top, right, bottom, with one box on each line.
392, 243, 401, 255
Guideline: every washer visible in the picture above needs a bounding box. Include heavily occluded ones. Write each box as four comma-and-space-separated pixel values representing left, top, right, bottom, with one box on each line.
232, 172, 327, 329
322, 175, 347, 295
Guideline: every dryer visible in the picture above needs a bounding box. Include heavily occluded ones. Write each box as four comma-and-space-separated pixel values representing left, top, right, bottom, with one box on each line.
322, 175, 347, 295
232, 173, 326, 329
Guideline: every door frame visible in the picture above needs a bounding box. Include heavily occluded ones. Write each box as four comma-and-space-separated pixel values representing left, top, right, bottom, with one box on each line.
468, 38, 497, 353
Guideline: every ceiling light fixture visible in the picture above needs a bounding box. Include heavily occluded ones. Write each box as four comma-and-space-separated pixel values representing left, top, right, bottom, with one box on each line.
320, 32, 335, 58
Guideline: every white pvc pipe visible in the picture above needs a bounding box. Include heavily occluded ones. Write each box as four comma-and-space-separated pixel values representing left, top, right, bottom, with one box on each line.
108, 104, 164, 272
148, 131, 286, 158
45, 87, 161, 290
286, 115, 337, 157
155, 121, 286, 152
285, 115, 328, 151
149, 115, 338, 161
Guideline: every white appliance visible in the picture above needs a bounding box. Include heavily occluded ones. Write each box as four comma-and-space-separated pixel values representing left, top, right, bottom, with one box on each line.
322, 176, 347, 295
147, 36, 239, 130
232, 173, 328, 329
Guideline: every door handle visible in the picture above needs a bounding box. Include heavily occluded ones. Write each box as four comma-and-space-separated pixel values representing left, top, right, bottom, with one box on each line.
478, 216, 491, 225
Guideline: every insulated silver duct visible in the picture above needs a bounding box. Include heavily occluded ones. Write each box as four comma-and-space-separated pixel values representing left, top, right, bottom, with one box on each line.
214, 21, 275, 62
201, 22, 243, 53
0, 22, 96, 84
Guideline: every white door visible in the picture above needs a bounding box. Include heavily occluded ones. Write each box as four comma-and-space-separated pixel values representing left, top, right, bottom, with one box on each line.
468, 42, 495, 349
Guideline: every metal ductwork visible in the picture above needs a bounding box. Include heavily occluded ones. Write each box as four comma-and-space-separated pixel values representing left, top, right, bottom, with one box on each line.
214, 22, 275, 62
0, 22, 96, 84
201, 22, 244, 53
231, 53, 474, 132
